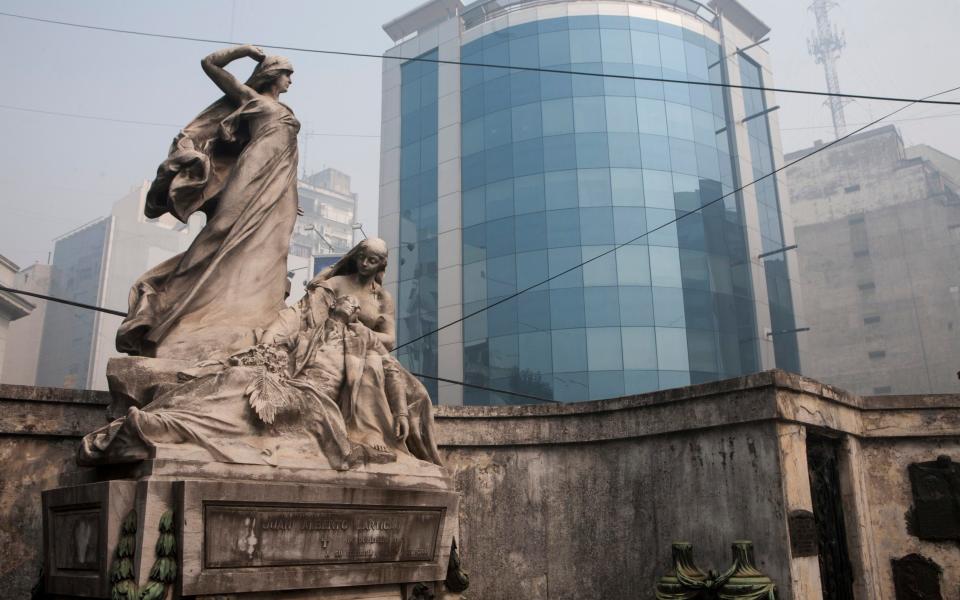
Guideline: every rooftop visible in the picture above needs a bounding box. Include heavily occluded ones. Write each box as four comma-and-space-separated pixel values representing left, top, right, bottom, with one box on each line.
384, 0, 770, 42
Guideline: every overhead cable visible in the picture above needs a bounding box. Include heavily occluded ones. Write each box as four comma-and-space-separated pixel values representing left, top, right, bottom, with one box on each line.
0, 285, 128, 317
0, 104, 380, 138
0, 284, 555, 402
2, 11, 959, 107
393, 82, 960, 352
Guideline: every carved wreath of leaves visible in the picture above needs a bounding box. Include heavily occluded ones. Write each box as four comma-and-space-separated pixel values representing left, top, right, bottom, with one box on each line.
232, 344, 295, 425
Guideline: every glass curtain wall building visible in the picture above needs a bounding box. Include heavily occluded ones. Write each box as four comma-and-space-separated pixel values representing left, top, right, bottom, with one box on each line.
380, 0, 803, 405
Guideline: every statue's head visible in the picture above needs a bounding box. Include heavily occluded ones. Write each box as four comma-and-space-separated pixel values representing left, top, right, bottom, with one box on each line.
352, 238, 388, 280
246, 55, 294, 94
307, 237, 389, 290
331, 294, 361, 321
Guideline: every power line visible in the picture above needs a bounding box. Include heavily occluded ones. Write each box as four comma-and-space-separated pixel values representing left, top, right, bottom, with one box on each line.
11, 94, 954, 142
7, 84, 957, 399
0, 104, 180, 128
0, 284, 554, 402
0, 104, 381, 138
410, 372, 556, 403
780, 111, 960, 131
0, 285, 127, 317
2, 10, 960, 108
393, 83, 960, 353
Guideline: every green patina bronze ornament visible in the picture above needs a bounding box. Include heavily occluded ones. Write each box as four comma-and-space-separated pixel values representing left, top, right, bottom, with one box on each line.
655, 541, 776, 600
444, 537, 470, 593
108, 510, 177, 600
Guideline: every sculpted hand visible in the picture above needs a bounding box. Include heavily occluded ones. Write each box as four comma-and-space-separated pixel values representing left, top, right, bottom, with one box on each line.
246, 45, 266, 62
194, 359, 224, 368
394, 415, 409, 442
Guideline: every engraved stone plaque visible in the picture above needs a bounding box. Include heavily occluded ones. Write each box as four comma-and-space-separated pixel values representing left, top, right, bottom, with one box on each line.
788, 509, 818, 557
204, 505, 442, 567
42, 480, 137, 598
178, 479, 459, 596
52, 508, 101, 571
908, 455, 960, 541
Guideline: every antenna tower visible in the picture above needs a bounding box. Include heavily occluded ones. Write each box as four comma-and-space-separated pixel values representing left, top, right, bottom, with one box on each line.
807, 0, 849, 138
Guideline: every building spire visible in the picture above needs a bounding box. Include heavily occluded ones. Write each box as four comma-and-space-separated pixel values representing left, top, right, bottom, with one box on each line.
807, 0, 848, 138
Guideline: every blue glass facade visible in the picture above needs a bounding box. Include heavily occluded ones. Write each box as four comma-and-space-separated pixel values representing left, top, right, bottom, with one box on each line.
458, 15, 764, 404
36, 218, 110, 389
739, 55, 801, 372
397, 50, 440, 399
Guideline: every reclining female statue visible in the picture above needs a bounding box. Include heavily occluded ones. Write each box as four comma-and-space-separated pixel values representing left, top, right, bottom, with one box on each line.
78, 291, 442, 471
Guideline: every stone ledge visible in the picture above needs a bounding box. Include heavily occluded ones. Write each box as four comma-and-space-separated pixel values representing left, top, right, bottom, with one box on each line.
434, 369, 861, 419
0, 398, 109, 437
0, 383, 110, 405
4, 372, 959, 444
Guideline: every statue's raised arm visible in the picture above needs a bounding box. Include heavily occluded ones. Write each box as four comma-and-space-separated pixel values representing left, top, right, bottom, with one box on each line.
200, 44, 264, 104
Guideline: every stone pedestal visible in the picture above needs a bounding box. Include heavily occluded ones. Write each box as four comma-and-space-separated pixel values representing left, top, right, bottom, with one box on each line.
42, 458, 462, 599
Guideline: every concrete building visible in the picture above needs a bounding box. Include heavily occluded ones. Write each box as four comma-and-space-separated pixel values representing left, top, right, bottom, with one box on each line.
288, 168, 360, 294
379, 0, 804, 404
786, 125, 960, 395
291, 168, 359, 258
0, 263, 51, 386
34, 183, 198, 390
0, 254, 35, 380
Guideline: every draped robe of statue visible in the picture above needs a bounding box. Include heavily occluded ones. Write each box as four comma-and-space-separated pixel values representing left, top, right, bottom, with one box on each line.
265, 283, 443, 465
78, 287, 444, 471
115, 86, 300, 361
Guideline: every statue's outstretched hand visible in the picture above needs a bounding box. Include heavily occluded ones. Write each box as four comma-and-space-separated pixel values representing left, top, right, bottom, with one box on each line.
394, 415, 409, 443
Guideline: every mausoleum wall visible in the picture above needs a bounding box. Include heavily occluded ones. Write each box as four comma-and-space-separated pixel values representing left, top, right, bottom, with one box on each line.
2, 374, 960, 599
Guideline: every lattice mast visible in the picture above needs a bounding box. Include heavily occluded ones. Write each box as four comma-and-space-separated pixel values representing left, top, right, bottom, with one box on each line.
807, 0, 848, 138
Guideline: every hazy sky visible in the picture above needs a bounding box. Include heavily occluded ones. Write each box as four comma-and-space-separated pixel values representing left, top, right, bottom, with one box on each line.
1, 0, 957, 269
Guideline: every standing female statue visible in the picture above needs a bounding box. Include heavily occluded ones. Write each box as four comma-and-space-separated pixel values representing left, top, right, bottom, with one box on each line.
116, 45, 299, 362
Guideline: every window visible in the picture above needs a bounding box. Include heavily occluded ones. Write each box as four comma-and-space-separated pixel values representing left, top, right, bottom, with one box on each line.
848, 214, 865, 225
872, 386, 892, 394
863, 315, 881, 325
844, 184, 861, 193
858, 282, 876, 292
868, 350, 886, 360
853, 249, 870, 258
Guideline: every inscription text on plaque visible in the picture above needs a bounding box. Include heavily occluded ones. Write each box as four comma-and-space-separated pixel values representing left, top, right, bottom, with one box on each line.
204, 505, 443, 568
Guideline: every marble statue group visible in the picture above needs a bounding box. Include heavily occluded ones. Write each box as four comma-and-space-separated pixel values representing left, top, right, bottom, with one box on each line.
78, 45, 442, 472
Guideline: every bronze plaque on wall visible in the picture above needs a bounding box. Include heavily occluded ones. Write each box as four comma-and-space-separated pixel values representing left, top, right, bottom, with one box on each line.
204, 505, 442, 567
788, 510, 818, 557
908, 456, 960, 541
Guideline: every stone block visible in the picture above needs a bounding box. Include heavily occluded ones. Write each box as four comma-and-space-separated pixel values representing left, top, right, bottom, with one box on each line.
41, 480, 136, 598
42, 462, 460, 599
177, 479, 458, 596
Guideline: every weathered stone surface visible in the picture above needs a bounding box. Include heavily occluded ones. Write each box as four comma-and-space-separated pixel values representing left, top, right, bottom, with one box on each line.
5, 372, 960, 599
444, 423, 788, 600
0, 436, 79, 597
104, 356, 190, 418
0, 385, 108, 598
